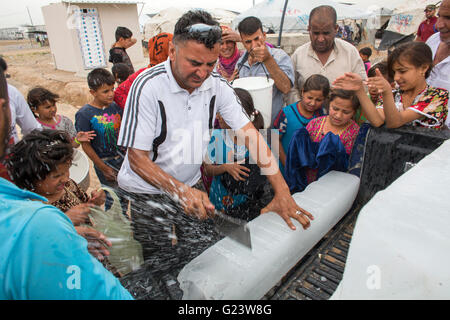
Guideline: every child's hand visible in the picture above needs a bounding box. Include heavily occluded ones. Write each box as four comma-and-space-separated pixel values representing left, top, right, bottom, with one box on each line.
224, 162, 251, 181
332, 72, 364, 91
102, 166, 117, 182
76, 131, 96, 143
89, 189, 106, 206
367, 69, 392, 95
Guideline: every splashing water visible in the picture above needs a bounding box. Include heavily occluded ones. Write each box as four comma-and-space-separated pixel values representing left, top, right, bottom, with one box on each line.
116, 188, 224, 300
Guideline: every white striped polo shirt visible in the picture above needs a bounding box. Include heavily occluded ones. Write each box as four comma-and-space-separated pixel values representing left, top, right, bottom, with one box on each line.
117, 58, 250, 194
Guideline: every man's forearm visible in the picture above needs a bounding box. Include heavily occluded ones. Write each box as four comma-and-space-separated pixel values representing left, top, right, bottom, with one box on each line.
238, 123, 290, 195
264, 56, 292, 94
128, 148, 186, 197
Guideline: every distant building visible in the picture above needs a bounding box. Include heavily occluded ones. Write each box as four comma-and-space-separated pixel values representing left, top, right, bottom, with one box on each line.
0, 28, 24, 40
41, 0, 144, 75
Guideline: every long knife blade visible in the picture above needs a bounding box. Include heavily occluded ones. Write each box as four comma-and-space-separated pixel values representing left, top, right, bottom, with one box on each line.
212, 210, 252, 249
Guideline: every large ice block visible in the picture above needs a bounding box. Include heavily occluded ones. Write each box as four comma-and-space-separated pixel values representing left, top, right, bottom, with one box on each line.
178, 171, 360, 300
331, 140, 450, 300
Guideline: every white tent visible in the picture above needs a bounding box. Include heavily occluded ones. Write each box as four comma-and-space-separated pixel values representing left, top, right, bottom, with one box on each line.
385, 0, 439, 35
231, 0, 370, 33
143, 7, 238, 40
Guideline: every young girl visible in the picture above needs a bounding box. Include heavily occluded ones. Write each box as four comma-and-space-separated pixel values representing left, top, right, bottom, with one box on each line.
273, 74, 330, 173
203, 88, 270, 221
285, 89, 360, 193
27, 87, 95, 148
333, 41, 448, 129
6, 129, 121, 274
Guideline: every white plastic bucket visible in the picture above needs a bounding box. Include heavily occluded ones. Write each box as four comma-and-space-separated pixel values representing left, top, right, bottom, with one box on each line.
70, 148, 90, 191
232, 76, 274, 128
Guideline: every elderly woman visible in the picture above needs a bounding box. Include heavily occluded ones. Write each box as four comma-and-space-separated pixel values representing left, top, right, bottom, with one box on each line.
216, 26, 244, 81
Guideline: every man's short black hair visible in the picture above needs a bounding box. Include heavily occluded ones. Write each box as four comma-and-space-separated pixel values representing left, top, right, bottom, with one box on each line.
238, 16, 263, 36
112, 63, 132, 82
87, 68, 116, 91
173, 10, 221, 49
0, 57, 7, 72
309, 5, 337, 25
115, 26, 133, 41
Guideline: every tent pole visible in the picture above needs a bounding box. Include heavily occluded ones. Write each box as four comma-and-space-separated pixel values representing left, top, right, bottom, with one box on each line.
277, 0, 289, 48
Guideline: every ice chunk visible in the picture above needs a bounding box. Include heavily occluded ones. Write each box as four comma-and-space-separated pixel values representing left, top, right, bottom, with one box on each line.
178, 171, 360, 300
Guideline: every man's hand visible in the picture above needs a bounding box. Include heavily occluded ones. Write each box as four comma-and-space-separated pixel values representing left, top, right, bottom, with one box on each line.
249, 44, 270, 64
178, 186, 215, 220
75, 226, 112, 261
66, 203, 94, 226
261, 192, 314, 230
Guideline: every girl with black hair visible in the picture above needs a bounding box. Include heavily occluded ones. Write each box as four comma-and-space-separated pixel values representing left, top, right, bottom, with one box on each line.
334, 41, 448, 129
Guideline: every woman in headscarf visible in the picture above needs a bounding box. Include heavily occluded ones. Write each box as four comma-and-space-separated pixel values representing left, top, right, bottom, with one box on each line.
114, 32, 173, 109
216, 26, 243, 82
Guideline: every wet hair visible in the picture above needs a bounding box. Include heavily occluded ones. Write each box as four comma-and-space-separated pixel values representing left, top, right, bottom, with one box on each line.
301, 74, 330, 98
359, 47, 372, 58
27, 87, 59, 112
309, 5, 337, 25
238, 16, 263, 35
173, 10, 221, 49
234, 88, 264, 129
115, 26, 133, 41
387, 41, 433, 79
112, 63, 132, 83
0, 57, 7, 72
87, 68, 116, 91
329, 89, 360, 112
7, 129, 73, 191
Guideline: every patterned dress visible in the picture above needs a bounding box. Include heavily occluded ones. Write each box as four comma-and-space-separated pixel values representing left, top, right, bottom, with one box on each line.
306, 116, 360, 155
375, 85, 448, 129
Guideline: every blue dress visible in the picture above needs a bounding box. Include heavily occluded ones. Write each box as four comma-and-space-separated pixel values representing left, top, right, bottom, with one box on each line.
285, 127, 349, 194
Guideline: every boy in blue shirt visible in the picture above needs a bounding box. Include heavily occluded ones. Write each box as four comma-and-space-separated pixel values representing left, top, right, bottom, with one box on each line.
75, 68, 124, 188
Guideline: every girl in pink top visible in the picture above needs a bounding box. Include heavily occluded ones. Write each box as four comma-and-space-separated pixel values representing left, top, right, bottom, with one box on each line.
27, 87, 95, 148
306, 89, 360, 155
304, 89, 360, 183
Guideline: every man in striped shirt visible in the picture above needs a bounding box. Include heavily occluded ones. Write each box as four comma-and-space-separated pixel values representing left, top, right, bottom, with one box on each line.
117, 10, 314, 279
